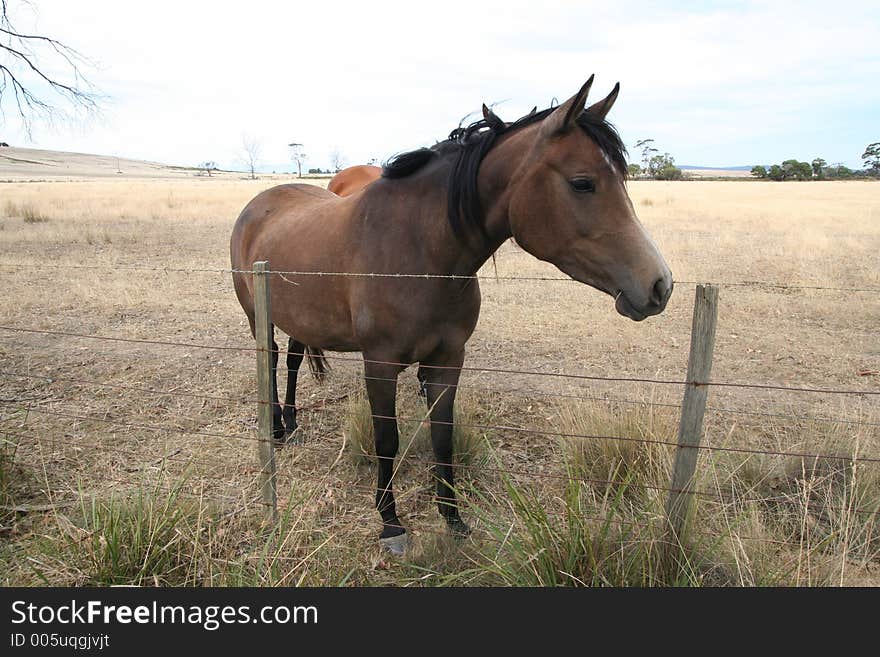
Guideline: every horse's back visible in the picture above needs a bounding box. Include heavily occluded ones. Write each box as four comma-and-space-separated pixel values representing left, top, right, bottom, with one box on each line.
230, 182, 363, 345
328, 165, 382, 197
231, 183, 336, 262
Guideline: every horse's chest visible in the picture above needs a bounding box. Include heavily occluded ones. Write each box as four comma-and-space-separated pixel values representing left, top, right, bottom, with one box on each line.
354, 284, 480, 354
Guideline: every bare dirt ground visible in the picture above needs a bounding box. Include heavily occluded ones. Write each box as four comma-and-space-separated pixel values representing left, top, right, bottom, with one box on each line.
0, 174, 878, 585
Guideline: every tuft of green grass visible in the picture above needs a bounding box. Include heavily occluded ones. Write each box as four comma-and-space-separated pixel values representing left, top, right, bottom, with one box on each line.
59, 482, 199, 585
557, 400, 674, 506
444, 472, 700, 586
344, 392, 489, 470
18, 476, 338, 586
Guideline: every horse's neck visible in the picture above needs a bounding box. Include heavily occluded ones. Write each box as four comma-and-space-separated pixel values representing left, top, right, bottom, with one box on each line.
378, 163, 511, 278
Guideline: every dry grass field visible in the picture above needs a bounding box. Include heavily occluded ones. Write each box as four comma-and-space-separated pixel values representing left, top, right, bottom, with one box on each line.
0, 176, 878, 586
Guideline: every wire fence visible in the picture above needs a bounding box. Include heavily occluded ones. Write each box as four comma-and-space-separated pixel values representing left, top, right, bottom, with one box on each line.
2, 260, 880, 292
0, 263, 878, 562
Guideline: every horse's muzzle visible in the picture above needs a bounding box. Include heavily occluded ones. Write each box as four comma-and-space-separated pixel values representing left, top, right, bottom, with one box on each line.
616, 276, 673, 321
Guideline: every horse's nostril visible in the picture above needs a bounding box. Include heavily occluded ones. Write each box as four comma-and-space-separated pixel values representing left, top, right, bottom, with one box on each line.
651, 278, 668, 307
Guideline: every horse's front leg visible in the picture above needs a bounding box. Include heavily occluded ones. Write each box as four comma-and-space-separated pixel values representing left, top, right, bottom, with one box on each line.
421, 347, 469, 537
363, 356, 407, 554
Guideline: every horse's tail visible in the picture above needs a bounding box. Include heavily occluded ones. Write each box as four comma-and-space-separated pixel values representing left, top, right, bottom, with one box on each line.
304, 346, 330, 382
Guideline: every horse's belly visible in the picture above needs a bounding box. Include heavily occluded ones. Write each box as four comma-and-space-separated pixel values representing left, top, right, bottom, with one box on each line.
269, 281, 358, 350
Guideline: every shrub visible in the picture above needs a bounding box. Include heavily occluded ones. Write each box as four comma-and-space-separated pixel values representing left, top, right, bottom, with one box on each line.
655, 164, 683, 180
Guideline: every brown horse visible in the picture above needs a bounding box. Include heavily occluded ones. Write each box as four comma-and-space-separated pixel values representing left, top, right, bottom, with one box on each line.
230, 76, 673, 553
327, 164, 382, 196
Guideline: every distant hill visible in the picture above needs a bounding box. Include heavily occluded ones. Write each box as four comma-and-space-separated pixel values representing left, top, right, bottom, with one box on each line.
679, 165, 752, 171
676, 164, 753, 178
0, 146, 202, 180
0, 146, 298, 181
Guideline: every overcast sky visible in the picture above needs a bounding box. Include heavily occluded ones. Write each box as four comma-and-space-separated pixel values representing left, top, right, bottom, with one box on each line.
2, 0, 878, 171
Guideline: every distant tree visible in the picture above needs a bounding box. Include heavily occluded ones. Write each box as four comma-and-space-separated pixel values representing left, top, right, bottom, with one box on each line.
646, 152, 682, 180
862, 142, 880, 175
767, 164, 785, 181
811, 158, 827, 179
825, 163, 853, 179
751, 165, 768, 179
634, 139, 658, 176
655, 164, 683, 180
330, 147, 347, 173
781, 159, 811, 181
367, 157, 378, 166
0, 2, 100, 134
627, 163, 642, 177
198, 160, 217, 177
241, 135, 261, 180
288, 142, 306, 178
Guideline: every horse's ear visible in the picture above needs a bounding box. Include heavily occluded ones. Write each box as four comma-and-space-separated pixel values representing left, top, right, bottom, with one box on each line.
482, 103, 506, 131
541, 75, 594, 137
586, 82, 620, 121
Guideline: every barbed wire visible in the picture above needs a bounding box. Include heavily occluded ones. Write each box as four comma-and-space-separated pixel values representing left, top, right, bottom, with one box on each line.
5, 398, 880, 513
2, 325, 877, 396
4, 393, 879, 469
1, 261, 878, 293
5, 367, 877, 428
7, 424, 875, 545
4, 428, 815, 545
3, 381, 879, 468
9, 428, 865, 544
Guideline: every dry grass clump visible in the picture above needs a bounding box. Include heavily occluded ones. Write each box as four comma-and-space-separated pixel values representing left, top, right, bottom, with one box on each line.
0, 432, 24, 528
443, 400, 879, 587
344, 390, 489, 471
558, 400, 676, 506
7, 475, 340, 587
699, 430, 880, 584
4, 200, 49, 223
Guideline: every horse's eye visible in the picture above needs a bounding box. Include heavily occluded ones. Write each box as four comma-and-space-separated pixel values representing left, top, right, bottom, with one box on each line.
569, 177, 595, 193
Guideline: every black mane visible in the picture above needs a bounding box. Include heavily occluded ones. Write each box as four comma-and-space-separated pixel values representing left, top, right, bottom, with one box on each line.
382, 105, 628, 242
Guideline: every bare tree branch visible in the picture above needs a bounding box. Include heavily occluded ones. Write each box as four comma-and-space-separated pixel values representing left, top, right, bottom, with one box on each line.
1, 1, 100, 136
330, 147, 346, 173
241, 135, 261, 179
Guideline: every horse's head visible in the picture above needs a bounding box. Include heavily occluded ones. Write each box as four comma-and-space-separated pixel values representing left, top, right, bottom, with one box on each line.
500, 77, 673, 321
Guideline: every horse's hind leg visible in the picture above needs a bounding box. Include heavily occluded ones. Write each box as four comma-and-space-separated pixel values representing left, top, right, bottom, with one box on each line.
270, 333, 285, 443
416, 367, 428, 398
421, 347, 469, 537
282, 337, 305, 443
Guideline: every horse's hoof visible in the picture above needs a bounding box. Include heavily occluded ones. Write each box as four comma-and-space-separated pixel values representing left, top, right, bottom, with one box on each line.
447, 518, 471, 539
379, 532, 409, 556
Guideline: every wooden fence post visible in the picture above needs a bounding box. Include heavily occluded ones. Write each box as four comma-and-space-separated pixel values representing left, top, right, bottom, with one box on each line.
665, 284, 719, 555
253, 260, 278, 523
